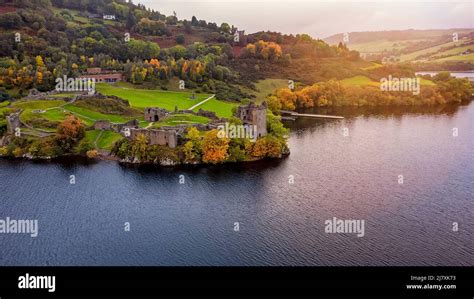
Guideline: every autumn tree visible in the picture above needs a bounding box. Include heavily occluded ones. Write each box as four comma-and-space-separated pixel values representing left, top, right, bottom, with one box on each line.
251, 136, 282, 159
201, 129, 229, 164
130, 133, 149, 162
183, 127, 202, 162
55, 115, 85, 152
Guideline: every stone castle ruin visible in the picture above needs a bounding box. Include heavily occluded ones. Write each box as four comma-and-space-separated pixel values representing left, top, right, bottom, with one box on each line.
92, 100, 268, 150
6, 113, 21, 134
236, 102, 267, 138
129, 128, 178, 148
144, 107, 168, 122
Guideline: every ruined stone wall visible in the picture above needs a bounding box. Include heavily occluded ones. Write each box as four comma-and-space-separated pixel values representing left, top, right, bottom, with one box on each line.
93, 120, 111, 130
144, 108, 168, 122
130, 128, 178, 148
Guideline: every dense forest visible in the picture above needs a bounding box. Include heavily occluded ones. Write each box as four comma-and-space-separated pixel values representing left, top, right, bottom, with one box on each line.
0, 1, 472, 115
0, 0, 365, 99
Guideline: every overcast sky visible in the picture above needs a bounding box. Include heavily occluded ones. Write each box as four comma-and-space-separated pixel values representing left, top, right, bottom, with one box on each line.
135, 0, 473, 39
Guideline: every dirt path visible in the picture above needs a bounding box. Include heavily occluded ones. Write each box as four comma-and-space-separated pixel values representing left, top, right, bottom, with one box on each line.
93, 130, 103, 149
188, 95, 215, 111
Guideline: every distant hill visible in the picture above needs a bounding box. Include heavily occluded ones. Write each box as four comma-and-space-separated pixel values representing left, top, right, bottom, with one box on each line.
324, 29, 474, 65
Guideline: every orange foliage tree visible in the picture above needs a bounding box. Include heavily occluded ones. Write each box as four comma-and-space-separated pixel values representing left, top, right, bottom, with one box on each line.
201, 129, 230, 164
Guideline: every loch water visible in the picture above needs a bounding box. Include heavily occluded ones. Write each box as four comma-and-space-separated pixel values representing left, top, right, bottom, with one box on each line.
0, 103, 473, 266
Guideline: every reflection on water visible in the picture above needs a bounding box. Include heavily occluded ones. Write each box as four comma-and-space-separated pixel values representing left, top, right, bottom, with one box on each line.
0, 103, 473, 266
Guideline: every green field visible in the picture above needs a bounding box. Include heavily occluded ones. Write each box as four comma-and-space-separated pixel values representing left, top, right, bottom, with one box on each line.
435, 53, 474, 62
20, 108, 66, 123
12, 100, 66, 124
63, 104, 131, 124
191, 98, 237, 118
11, 99, 137, 127
399, 40, 468, 62
96, 83, 211, 110
85, 130, 123, 150
339, 75, 435, 87
97, 83, 236, 118
339, 76, 380, 87
12, 100, 66, 110
348, 39, 424, 53
361, 62, 383, 70
154, 114, 209, 128
251, 79, 289, 103
431, 44, 474, 58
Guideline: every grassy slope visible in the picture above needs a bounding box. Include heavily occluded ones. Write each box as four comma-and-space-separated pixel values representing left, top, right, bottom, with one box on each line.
63, 104, 131, 123
339, 75, 380, 87
191, 98, 237, 118
435, 53, 474, 62
11, 99, 136, 128
85, 130, 123, 150
97, 83, 236, 118
154, 114, 209, 128
348, 39, 426, 53
339, 75, 435, 87
431, 44, 474, 58
12, 100, 66, 110
96, 83, 210, 110
251, 79, 289, 103
399, 40, 469, 62
12, 100, 66, 124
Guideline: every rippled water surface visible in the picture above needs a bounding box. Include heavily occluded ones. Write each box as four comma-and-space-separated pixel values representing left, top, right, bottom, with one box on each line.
1, 103, 473, 266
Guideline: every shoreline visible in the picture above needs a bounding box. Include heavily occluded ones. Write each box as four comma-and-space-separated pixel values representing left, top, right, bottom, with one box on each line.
0, 151, 290, 167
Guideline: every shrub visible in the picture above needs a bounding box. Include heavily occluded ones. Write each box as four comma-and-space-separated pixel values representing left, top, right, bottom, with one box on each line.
86, 149, 98, 158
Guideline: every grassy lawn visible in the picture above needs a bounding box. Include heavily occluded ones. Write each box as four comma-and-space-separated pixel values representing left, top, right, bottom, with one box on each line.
20, 108, 67, 123
96, 83, 235, 118
63, 104, 131, 124
192, 98, 237, 118
85, 130, 123, 150
154, 114, 209, 128
96, 83, 211, 110
339, 76, 380, 87
12, 100, 67, 124
85, 130, 101, 144
12, 100, 66, 110
49, 93, 77, 99
13, 100, 134, 128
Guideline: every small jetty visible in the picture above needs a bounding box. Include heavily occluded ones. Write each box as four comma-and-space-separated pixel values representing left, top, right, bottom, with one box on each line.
280, 110, 344, 120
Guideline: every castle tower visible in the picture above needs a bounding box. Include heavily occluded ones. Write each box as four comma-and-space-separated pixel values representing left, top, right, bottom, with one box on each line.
6, 113, 21, 134
236, 102, 267, 138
